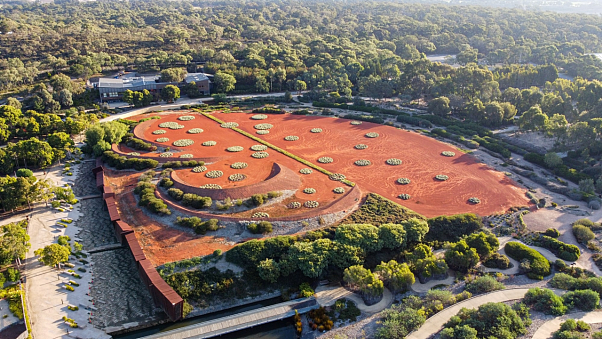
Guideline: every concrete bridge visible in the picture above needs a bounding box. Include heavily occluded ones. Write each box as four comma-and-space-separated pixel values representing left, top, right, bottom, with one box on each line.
139, 298, 318, 339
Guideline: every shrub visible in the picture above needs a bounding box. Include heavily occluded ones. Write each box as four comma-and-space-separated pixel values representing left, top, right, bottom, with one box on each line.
538, 235, 580, 261
465, 276, 505, 294
213, 249, 222, 256
16, 169, 33, 177
251, 194, 267, 206
167, 188, 184, 200
248, 221, 273, 234
573, 225, 595, 244
426, 213, 482, 242
483, 253, 511, 269
181, 193, 212, 209
65, 285, 74, 291
524, 288, 567, 315
544, 228, 560, 238
176, 217, 219, 234
504, 242, 550, 278
562, 289, 600, 311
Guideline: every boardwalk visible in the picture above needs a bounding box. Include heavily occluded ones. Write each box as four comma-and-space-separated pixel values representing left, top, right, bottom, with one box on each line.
140, 298, 318, 339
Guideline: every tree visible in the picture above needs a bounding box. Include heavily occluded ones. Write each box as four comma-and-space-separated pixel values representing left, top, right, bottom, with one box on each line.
58, 89, 73, 108
257, 258, 280, 283
441, 325, 478, 339
6, 97, 21, 110
161, 84, 180, 102
85, 124, 105, 147
456, 47, 478, 66
100, 121, 129, 144
288, 238, 331, 278
444, 240, 479, 273
443, 302, 527, 339
374, 260, 415, 292
428, 96, 451, 116
402, 218, 429, 244
160, 68, 187, 82
0, 220, 30, 265
122, 89, 134, 105
544, 152, 563, 168
484, 102, 504, 126
294, 79, 307, 95
464, 232, 499, 259
34, 243, 70, 267
255, 75, 270, 93
49, 73, 73, 92
524, 288, 567, 315
579, 178, 595, 194
214, 72, 236, 93
378, 223, 407, 250
335, 224, 383, 253
343, 265, 384, 299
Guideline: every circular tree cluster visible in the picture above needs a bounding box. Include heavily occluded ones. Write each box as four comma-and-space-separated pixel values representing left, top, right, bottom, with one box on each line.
202, 141, 217, 146
333, 187, 345, 194
441, 151, 456, 157
251, 114, 268, 120
159, 122, 184, 129
160, 152, 173, 157
200, 184, 221, 189
355, 144, 368, 150
303, 188, 316, 194
128, 152, 140, 156
173, 139, 194, 147
227, 146, 244, 152
231, 162, 248, 169
221, 122, 239, 128
192, 166, 207, 173
468, 197, 481, 204
179, 154, 193, 158
365, 132, 379, 138
205, 170, 224, 178
350, 121, 362, 125
304, 201, 319, 208
285, 135, 299, 141
252, 151, 269, 159
329, 173, 346, 181
310, 128, 323, 133
386, 158, 402, 165
318, 157, 333, 163
287, 201, 301, 209
299, 168, 313, 174
228, 173, 246, 181
397, 178, 411, 185
254, 123, 273, 130
251, 145, 268, 151
156, 137, 169, 142
153, 129, 167, 135
435, 174, 449, 181
178, 116, 195, 121
354, 159, 371, 166
399, 194, 411, 200
252, 212, 269, 218
257, 130, 269, 135
187, 128, 204, 134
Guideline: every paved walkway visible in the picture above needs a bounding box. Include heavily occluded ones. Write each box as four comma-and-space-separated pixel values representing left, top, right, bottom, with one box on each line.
315, 286, 393, 314
532, 311, 602, 339
406, 288, 565, 339
411, 270, 456, 293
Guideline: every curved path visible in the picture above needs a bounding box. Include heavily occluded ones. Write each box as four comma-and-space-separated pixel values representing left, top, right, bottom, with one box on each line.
315, 285, 393, 314
406, 288, 566, 339
411, 270, 456, 293
532, 311, 602, 339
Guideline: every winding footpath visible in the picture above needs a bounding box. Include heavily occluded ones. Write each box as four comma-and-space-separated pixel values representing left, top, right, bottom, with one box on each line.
314, 286, 393, 314
532, 311, 602, 339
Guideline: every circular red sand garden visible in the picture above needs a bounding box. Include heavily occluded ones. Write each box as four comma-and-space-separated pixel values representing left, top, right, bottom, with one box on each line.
132, 111, 530, 218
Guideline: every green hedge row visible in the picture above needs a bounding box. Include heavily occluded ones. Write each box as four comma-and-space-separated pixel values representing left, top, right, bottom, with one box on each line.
537, 236, 580, 261
524, 153, 591, 184
102, 151, 158, 170
505, 241, 551, 279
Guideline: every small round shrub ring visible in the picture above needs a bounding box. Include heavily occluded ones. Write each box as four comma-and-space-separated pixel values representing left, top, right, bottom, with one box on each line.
310, 128, 323, 133
285, 136, 299, 141
365, 132, 379, 138
252, 212, 269, 218
355, 144, 368, 150
153, 130, 167, 135
317, 157, 333, 164
156, 137, 169, 143
287, 202, 301, 209
468, 197, 481, 204
205, 170, 224, 178
192, 166, 207, 173
251, 151, 269, 159
435, 174, 449, 181
228, 173, 247, 182
254, 123, 273, 130
304, 201, 319, 208
251, 145, 268, 151
251, 114, 268, 120
178, 116, 195, 121
386, 158, 402, 165
299, 168, 313, 174
399, 194, 411, 200
329, 173, 346, 181
354, 159, 371, 166
397, 178, 411, 185
179, 154, 193, 158
227, 146, 244, 152
202, 141, 217, 146
441, 151, 456, 157
333, 187, 345, 194
160, 152, 173, 157
187, 128, 204, 134
350, 121, 362, 125
200, 184, 221, 189
231, 162, 248, 169
173, 139, 194, 147
256, 130, 269, 135
303, 188, 316, 194
221, 122, 239, 128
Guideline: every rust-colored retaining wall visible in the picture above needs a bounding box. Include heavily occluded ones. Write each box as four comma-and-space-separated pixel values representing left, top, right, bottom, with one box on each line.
170, 162, 302, 200
95, 163, 184, 322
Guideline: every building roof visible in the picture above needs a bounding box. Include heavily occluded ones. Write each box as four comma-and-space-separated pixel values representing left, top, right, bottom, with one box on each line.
184, 73, 210, 83
97, 76, 160, 89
